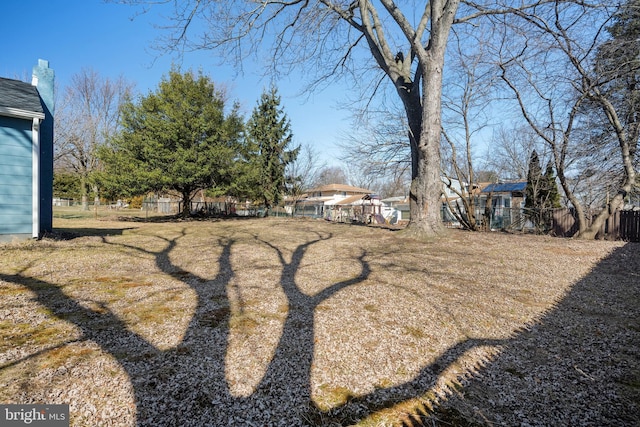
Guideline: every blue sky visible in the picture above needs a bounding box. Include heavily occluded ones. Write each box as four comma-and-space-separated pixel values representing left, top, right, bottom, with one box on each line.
0, 0, 349, 164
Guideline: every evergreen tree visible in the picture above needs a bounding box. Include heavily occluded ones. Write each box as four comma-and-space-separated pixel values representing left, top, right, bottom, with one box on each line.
53, 171, 81, 200
543, 162, 561, 209
596, 0, 640, 100
245, 87, 299, 213
593, 0, 639, 160
525, 150, 548, 230
525, 150, 543, 211
98, 69, 244, 217
526, 151, 562, 231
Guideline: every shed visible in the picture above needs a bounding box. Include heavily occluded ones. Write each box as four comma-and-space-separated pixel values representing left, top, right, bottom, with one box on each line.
0, 60, 55, 241
481, 181, 527, 195
480, 181, 527, 211
480, 181, 527, 230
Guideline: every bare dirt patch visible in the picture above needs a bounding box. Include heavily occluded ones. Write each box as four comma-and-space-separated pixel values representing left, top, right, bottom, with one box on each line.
1, 217, 637, 426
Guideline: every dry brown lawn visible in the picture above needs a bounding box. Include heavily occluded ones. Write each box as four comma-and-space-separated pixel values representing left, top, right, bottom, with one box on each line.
0, 216, 638, 426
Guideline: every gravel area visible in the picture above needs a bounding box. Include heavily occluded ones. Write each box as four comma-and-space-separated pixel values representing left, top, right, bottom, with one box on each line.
0, 217, 638, 426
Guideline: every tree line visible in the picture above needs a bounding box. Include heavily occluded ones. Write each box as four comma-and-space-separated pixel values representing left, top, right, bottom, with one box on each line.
56, 0, 638, 239
336, 0, 638, 238
54, 69, 304, 218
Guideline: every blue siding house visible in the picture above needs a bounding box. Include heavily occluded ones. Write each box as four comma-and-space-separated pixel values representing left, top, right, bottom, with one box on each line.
0, 60, 54, 241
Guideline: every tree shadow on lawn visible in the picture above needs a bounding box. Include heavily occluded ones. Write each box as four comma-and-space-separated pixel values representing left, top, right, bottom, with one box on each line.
47, 227, 138, 239
2, 229, 638, 426
114, 214, 260, 223
417, 242, 640, 426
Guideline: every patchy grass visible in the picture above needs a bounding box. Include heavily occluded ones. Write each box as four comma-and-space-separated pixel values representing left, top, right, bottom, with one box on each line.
315, 384, 356, 411
53, 205, 167, 221
0, 216, 637, 426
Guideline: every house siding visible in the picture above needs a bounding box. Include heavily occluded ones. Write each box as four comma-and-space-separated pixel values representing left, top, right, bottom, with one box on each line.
0, 116, 33, 235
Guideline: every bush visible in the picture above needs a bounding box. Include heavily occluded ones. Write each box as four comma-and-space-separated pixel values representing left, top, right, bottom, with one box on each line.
128, 195, 144, 209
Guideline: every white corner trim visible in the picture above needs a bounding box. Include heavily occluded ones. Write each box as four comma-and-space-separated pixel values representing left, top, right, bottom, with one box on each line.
0, 106, 45, 121
32, 117, 41, 238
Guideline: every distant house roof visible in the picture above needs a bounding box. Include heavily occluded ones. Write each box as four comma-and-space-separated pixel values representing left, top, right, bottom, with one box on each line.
308, 183, 372, 194
325, 193, 381, 206
481, 182, 527, 193
0, 77, 44, 120
327, 194, 365, 205
381, 196, 408, 203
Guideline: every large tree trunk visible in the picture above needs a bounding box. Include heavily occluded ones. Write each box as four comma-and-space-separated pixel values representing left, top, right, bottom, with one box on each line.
81, 174, 89, 211
578, 148, 636, 240
404, 51, 447, 238
181, 191, 192, 218
407, 145, 444, 237
554, 159, 589, 236
399, 0, 458, 239
93, 185, 100, 207
577, 98, 637, 239
578, 193, 622, 240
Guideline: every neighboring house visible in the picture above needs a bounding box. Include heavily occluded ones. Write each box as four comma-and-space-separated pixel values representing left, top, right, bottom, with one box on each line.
386, 180, 529, 230
324, 193, 385, 223
479, 181, 527, 230
307, 183, 372, 200
291, 184, 373, 218
380, 196, 407, 208
381, 196, 409, 223
442, 181, 492, 227
386, 177, 473, 224
0, 60, 55, 241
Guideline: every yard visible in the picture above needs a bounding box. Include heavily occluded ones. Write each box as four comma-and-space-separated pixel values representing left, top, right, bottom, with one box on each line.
1, 214, 638, 426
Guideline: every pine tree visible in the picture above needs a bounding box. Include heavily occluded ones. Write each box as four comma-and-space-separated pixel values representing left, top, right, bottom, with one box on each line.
525, 150, 543, 211
543, 162, 561, 209
98, 69, 244, 217
525, 151, 562, 231
525, 150, 548, 230
596, 0, 640, 95
594, 0, 639, 156
245, 87, 299, 213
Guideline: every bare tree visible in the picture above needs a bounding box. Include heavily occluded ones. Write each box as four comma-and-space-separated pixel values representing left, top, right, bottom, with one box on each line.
440, 27, 497, 231
497, 2, 637, 238
339, 104, 411, 178
285, 142, 326, 200
377, 173, 410, 198
346, 165, 381, 192
313, 165, 349, 187
485, 125, 547, 181
55, 69, 133, 209
115, 0, 591, 238
566, 106, 628, 211
338, 103, 412, 198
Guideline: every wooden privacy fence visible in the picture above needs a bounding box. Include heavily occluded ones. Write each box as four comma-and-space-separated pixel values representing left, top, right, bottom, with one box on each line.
620, 210, 640, 242
551, 208, 640, 241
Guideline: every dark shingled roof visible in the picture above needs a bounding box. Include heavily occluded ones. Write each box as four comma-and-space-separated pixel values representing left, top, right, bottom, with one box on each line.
0, 77, 43, 114
481, 182, 527, 193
